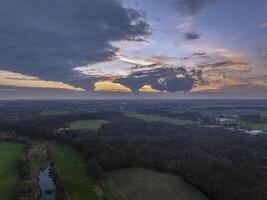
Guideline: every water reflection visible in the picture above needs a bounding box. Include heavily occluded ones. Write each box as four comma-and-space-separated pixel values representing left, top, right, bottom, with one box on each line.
39, 166, 55, 200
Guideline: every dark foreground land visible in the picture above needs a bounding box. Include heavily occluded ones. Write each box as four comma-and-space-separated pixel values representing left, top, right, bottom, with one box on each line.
0, 99, 267, 200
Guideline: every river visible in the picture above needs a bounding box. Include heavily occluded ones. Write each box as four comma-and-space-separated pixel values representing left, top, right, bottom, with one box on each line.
39, 166, 56, 200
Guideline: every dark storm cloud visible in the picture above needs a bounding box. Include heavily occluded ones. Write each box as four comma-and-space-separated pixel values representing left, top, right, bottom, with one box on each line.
172, 0, 217, 16
0, 0, 150, 89
184, 31, 201, 40
114, 67, 202, 92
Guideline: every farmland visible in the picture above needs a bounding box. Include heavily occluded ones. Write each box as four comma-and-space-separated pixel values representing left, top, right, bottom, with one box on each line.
51, 144, 106, 200
250, 123, 267, 131
102, 168, 209, 200
51, 145, 209, 200
51, 144, 210, 200
41, 110, 70, 116
68, 119, 109, 131
127, 113, 194, 125
0, 142, 23, 200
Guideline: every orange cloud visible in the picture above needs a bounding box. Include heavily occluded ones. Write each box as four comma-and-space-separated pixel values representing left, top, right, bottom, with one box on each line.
94, 81, 131, 92
0, 70, 84, 91
139, 85, 160, 93
193, 77, 241, 92
95, 81, 161, 93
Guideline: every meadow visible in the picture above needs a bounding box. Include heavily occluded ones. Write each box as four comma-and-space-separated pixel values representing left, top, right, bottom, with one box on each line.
41, 110, 70, 116
0, 142, 23, 199
51, 144, 209, 200
127, 113, 194, 125
52, 144, 106, 200
68, 119, 109, 131
250, 123, 267, 131
102, 168, 209, 200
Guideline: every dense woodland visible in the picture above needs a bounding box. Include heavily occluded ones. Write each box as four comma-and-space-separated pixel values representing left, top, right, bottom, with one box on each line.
1, 111, 267, 200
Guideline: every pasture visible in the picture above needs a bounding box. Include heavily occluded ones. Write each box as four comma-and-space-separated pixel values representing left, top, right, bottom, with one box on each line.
127, 113, 194, 125
51, 144, 106, 200
68, 119, 109, 131
102, 168, 209, 200
0, 142, 23, 199
41, 110, 70, 116
250, 123, 267, 131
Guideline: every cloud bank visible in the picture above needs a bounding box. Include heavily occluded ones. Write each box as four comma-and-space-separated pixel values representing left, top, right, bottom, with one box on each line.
0, 0, 150, 89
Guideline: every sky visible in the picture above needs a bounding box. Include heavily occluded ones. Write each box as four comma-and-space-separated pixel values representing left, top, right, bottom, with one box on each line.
0, 0, 267, 99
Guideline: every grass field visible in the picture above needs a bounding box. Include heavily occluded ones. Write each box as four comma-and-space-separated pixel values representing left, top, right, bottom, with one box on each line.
127, 113, 194, 125
102, 168, 209, 200
41, 110, 70, 116
52, 144, 106, 200
52, 144, 209, 200
0, 142, 23, 199
68, 119, 109, 131
250, 123, 267, 131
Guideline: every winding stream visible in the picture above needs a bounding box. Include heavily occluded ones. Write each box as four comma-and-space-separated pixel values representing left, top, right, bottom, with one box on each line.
39, 166, 56, 200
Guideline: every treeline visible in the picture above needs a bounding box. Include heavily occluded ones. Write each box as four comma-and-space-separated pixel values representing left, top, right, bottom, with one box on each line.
57, 116, 267, 200
0, 131, 28, 143
0, 112, 121, 139
18, 143, 40, 200
18, 142, 53, 200
50, 162, 68, 200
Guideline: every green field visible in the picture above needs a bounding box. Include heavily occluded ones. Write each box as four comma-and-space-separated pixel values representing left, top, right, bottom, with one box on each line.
102, 168, 209, 200
250, 123, 267, 131
52, 144, 106, 200
52, 144, 209, 200
41, 110, 70, 116
69, 119, 109, 131
0, 142, 23, 199
127, 113, 194, 125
